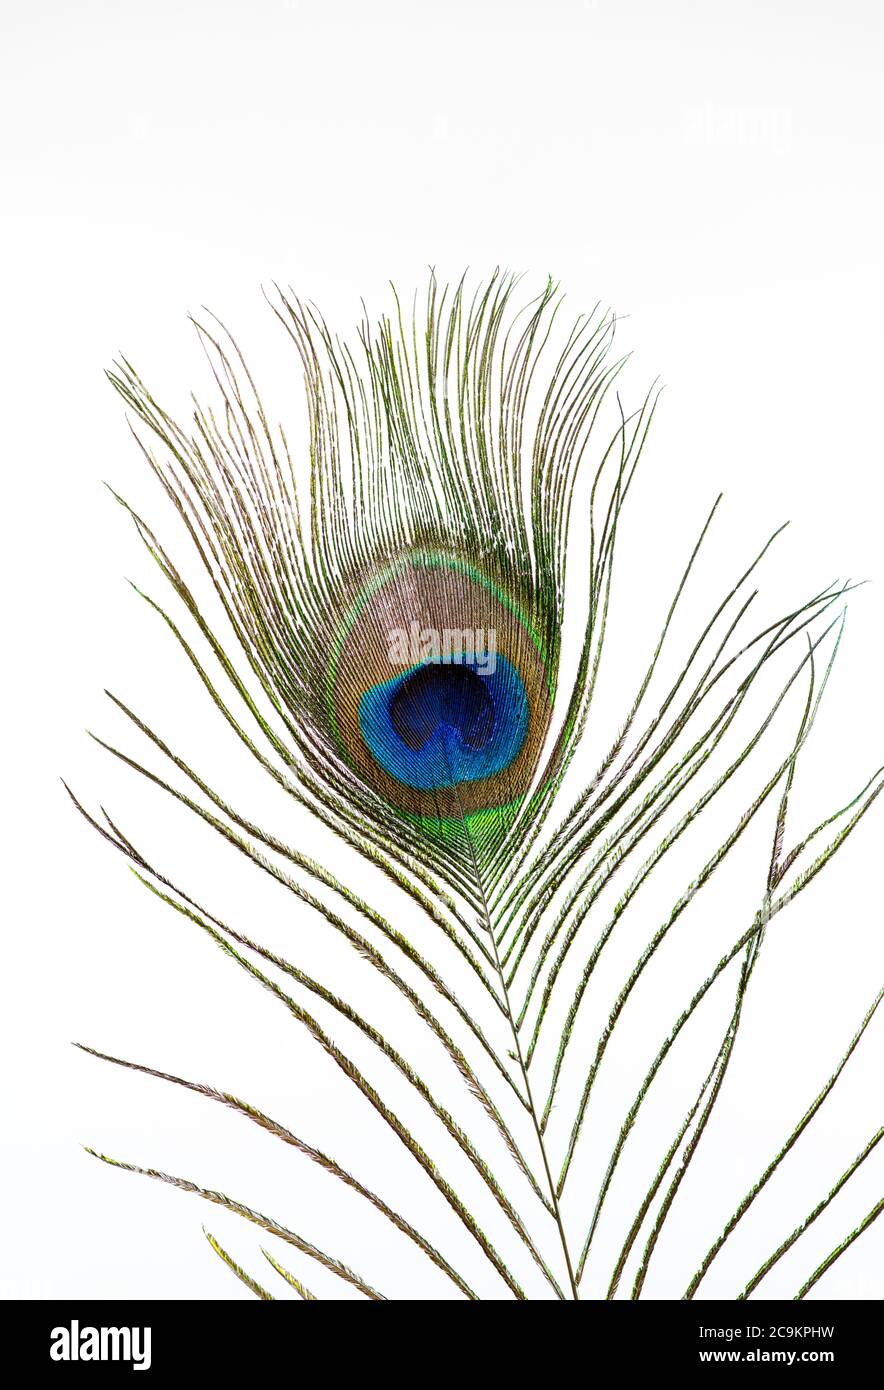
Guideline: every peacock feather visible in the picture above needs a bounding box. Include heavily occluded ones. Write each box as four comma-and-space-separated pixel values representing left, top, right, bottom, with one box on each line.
69, 272, 883, 1300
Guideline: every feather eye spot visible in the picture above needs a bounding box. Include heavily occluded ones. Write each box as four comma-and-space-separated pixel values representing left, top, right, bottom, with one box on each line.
329, 550, 554, 830
359, 654, 530, 792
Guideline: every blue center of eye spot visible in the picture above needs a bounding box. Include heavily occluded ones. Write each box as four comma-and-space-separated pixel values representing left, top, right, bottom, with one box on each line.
358, 653, 529, 791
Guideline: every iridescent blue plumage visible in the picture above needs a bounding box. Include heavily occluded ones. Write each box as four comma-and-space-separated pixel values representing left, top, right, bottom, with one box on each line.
358, 654, 529, 792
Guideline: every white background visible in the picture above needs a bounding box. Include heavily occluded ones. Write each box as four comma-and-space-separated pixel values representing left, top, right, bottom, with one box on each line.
1, 0, 882, 1301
